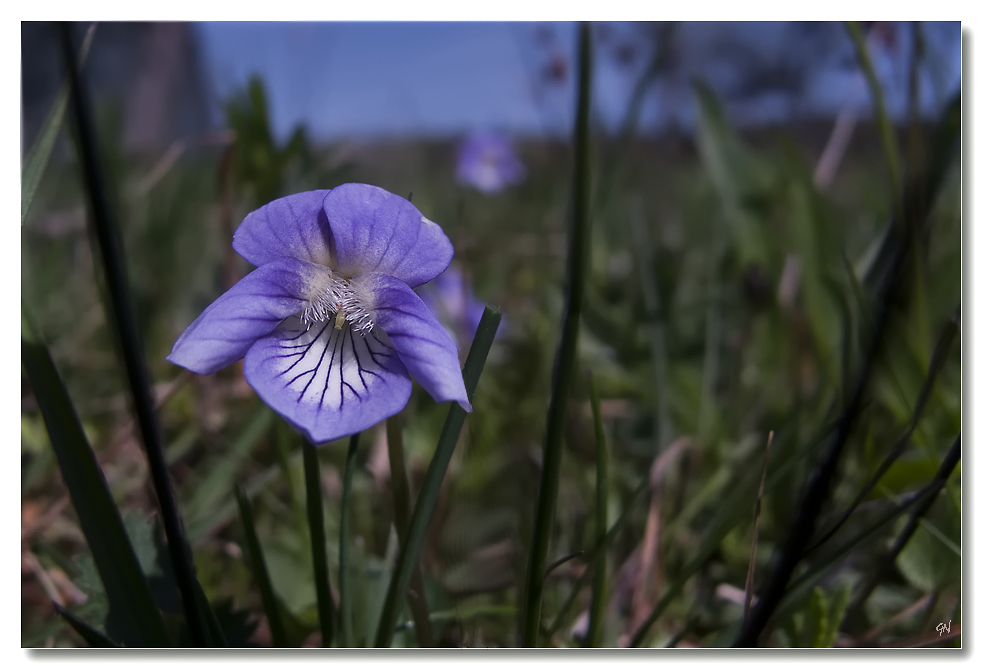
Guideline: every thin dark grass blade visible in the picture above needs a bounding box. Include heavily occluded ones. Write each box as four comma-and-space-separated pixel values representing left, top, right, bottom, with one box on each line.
520, 21, 593, 648
543, 552, 585, 581
595, 22, 677, 210
627, 196, 673, 453
21, 23, 95, 226
547, 480, 647, 637
55, 603, 118, 648
373, 307, 501, 648
385, 415, 434, 647
57, 22, 208, 646
302, 439, 335, 647
744, 431, 774, 627
808, 310, 959, 552
22, 309, 171, 648
339, 433, 361, 648
190, 576, 228, 647
234, 485, 288, 647
775, 468, 952, 626
585, 375, 609, 648
842, 434, 962, 626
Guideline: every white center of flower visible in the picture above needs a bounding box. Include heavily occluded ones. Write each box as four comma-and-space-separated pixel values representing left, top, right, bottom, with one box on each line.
303, 269, 375, 334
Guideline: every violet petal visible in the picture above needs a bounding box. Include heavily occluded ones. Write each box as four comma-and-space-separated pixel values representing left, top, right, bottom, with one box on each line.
167, 257, 318, 374
324, 183, 453, 288
233, 190, 335, 267
244, 315, 412, 443
358, 272, 472, 411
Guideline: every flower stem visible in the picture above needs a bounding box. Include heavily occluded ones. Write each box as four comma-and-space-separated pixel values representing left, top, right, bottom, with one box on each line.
338, 432, 361, 647
386, 415, 435, 647
302, 439, 336, 647
519, 21, 593, 648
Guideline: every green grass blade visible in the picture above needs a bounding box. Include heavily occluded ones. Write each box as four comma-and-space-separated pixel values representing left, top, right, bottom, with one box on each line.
56, 603, 118, 648
302, 439, 336, 647
585, 375, 609, 648
520, 21, 593, 648
234, 485, 288, 647
809, 311, 959, 552
846, 21, 903, 206
187, 462, 285, 543
184, 407, 273, 527
594, 22, 677, 210
57, 22, 209, 646
373, 307, 502, 648
692, 80, 768, 268
339, 433, 361, 647
21, 23, 95, 226
776, 476, 948, 623
22, 307, 171, 648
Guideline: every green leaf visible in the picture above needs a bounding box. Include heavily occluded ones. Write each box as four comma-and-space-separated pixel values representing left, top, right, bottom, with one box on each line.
895, 502, 961, 591
821, 585, 851, 648
22, 307, 171, 647
57, 604, 118, 648
782, 584, 848, 648
804, 588, 829, 647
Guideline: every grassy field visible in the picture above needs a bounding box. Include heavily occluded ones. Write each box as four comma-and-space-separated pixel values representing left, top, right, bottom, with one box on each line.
21, 49, 961, 648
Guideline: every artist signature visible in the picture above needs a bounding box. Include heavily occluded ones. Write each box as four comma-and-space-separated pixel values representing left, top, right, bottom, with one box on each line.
936, 620, 952, 636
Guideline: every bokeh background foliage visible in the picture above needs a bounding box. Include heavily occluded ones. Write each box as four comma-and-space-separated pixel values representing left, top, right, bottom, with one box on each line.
21, 21, 960, 648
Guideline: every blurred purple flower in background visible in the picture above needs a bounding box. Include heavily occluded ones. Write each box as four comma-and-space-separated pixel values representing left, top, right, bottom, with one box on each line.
419, 265, 487, 348
455, 130, 526, 194
167, 184, 470, 443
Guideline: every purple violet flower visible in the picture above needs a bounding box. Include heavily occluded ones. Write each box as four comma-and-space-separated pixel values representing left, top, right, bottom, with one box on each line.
455, 131, 526, 194
167, 184, 471, 444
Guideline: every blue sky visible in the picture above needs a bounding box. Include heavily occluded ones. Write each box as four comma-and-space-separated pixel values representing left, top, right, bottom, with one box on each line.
196, 22, 576, 141
195, 22, 962, 143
